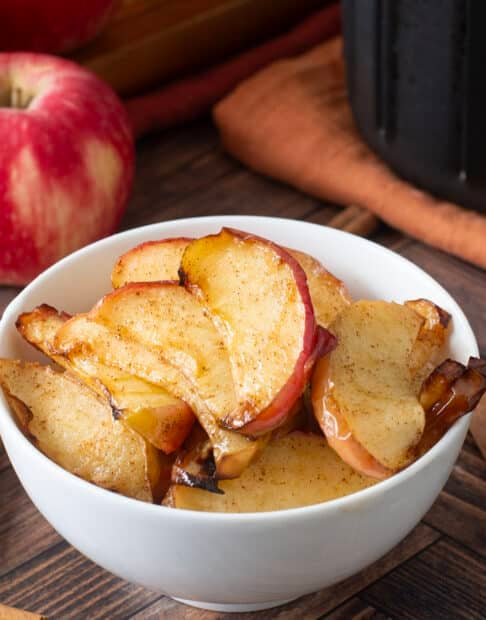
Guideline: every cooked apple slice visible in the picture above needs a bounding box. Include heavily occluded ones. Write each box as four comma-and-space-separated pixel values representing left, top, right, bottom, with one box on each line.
180, 228, 321, 433
111, 237, 191, 288
16, 304, 70, 365
112, 238, 351, 330
54, 283, 266, 478
312, 301, 427, 477
242, 325, 337, 435
17, 304, 195, 454
164, 431, 375, 512
172, 399, 308, 495
416, 357, 486, 455
405, 299, 451, 385
287, 249, 351, 327
0, 360, 160, 502
169, 423, 225, 494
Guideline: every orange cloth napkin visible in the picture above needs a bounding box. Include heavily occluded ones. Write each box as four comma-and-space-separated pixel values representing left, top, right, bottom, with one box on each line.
214, 37, 486, 269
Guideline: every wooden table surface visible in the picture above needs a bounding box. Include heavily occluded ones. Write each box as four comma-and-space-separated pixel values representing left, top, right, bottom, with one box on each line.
0, 121, 484, 620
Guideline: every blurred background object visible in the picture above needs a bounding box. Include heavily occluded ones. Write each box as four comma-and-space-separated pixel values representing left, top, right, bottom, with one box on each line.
0, 0, 117, 54
71, 0, 326, 96
343, 0, 486, 214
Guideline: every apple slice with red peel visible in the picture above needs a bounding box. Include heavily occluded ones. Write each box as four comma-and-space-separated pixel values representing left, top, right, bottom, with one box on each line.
287, 249, 351, 327
111, 237, 350, 329
312, 301, 427, 478
242, 326, 337, 435
54, 283, 266, 477
111, 237, 192, 288
180, 228, 321, 433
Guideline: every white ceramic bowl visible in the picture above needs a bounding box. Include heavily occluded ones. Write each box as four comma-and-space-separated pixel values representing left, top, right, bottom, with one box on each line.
0, 216, 477, 613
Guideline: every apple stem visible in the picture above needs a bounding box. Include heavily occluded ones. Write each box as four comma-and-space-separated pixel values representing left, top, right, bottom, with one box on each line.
0, 85, 33, 109
11, 87, 21, 109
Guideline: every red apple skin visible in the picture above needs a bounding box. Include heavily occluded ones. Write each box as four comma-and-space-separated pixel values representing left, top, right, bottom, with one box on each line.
0, 53, 134, 285
191, 228, 322, 435
0, 1, 116, 54
240, 326, 337, 436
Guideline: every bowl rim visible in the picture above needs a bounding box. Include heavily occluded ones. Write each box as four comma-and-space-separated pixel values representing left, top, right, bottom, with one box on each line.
0, 215, 477, 522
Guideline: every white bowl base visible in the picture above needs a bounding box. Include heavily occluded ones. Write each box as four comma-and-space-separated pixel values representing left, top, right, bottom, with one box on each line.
172, 596, 298, 612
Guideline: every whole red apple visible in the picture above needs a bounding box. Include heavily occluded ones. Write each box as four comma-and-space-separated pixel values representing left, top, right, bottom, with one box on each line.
0, 1, 117, 54
0, 53, 134, 285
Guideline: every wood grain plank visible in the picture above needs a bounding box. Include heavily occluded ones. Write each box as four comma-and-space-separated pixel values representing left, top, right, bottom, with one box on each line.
0, 543, 159, 620
323, 596, 391, 619
127, 159, 333, 230
423, 491, 485, 557
130, 524, 439, 619
121, 145, 234, 230
130, 122, 220, 186
443, 461, 486, 512
463, 432, 484, 460
361, 538, 486, 620
456, 443, 486, 480
0, 468, 61, 577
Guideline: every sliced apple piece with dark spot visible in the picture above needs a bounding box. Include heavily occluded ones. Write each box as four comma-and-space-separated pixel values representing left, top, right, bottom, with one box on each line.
0, 360, 160, 502
180, 228, 322, 433
17, 304, 195, 454
163, 431, 376, 512
54, 283, 267, 478
111, 237, 192, 288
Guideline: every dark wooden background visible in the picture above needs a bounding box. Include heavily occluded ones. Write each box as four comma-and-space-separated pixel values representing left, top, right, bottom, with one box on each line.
0, 121, 485, 619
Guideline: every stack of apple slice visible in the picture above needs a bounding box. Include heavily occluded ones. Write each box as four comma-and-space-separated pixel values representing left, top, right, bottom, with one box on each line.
2, 227, 485, 512
14, 228, 343, 485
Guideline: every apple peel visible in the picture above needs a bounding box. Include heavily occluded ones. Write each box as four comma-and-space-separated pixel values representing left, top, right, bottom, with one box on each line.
111, 237, 192, 288
54, 284, 267, 478
180, 227, 324, 434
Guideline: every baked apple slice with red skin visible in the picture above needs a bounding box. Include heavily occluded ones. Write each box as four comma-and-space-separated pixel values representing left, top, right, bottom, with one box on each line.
180, 228, 323, 434
111, 237, 351, 328
111, 237, 192, 288
242, 326, 337, 435
312, 299, 472, 479
54, 282, 267, 478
